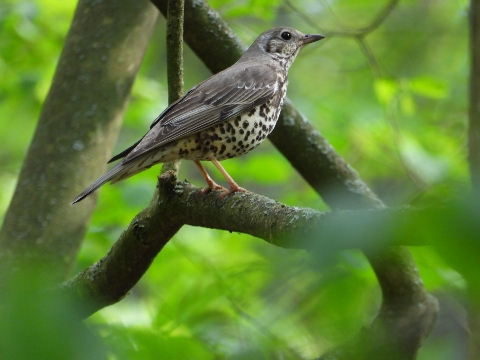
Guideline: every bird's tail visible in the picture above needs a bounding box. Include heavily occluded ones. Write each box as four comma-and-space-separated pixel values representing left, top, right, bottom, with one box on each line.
70, 162, 136, 205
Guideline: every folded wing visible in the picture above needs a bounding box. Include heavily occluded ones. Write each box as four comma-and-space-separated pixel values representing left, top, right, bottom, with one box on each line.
116, 61, 279, 164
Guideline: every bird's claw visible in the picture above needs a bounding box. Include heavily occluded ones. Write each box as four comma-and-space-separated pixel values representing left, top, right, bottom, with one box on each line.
217, 186, 249, 200
198, 184, 227, 196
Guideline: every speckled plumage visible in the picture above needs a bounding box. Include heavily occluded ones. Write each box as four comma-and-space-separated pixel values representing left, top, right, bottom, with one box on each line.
72, 27, 324, 204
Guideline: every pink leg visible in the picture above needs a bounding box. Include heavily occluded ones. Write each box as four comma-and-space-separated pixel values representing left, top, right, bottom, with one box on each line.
194, 160, 225, 194
209, 157, 248, 198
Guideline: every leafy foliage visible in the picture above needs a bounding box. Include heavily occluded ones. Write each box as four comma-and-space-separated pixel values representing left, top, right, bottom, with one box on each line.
0, 0, 474, 359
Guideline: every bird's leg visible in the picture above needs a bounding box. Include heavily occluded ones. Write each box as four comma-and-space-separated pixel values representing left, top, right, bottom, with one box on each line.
194, 160, 226, 194
208, 157, 248, 198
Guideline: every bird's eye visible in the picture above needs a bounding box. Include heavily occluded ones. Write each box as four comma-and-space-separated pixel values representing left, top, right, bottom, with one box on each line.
281, 31, 291, 40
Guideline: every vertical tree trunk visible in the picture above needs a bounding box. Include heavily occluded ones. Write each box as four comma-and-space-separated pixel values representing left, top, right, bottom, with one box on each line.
0, 0, 158, 284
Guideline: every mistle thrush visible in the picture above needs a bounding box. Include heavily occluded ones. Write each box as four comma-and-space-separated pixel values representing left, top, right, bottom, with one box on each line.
71, 27, 324, 204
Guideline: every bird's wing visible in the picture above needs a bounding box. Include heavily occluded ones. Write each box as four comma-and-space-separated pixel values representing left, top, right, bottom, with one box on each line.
115, 63, 279, 163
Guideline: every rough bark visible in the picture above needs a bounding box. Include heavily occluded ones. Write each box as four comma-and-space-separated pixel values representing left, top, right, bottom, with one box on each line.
59, 172, 430, 319
60, 177, 182, 318
0, 0, 158, 284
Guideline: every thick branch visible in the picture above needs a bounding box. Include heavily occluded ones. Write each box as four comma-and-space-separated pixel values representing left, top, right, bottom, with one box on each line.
270, 100, 383, 210
59, 1, 189, 319
60, 181, 182, 318
60, 172, 431, 318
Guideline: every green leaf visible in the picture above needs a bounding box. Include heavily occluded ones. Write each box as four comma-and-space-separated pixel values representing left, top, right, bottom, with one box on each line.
409, 76, 448, 99
373, 78, 398, 106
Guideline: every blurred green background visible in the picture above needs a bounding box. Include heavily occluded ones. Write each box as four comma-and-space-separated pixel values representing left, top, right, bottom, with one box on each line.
0, 0, 475, 359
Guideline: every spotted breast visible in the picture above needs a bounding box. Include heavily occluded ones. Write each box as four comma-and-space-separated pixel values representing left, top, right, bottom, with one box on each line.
142, 78, 287, 164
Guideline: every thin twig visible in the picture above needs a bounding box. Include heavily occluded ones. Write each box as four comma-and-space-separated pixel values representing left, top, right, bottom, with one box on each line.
356, 37, 382, 78
285, 0, 400, 37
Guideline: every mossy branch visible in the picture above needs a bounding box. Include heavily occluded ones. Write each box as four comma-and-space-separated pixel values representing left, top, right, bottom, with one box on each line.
60, 173, 434, 319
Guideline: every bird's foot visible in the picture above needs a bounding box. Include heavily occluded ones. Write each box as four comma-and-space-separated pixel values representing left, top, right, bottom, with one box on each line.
218, 185, 249, 199
198, 182, 226, 196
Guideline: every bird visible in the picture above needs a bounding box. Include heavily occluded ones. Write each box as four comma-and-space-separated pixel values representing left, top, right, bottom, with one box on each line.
71, 27, 324, 204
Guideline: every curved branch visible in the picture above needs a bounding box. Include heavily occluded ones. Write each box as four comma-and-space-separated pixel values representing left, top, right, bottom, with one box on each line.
60, 181, 182, 318
270, 100, 384, 210
60, 172, 433, 319
356, 0, 400, 36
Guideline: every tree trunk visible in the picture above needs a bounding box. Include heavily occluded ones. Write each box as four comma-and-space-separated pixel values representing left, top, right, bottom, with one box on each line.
0, 0, 158, 284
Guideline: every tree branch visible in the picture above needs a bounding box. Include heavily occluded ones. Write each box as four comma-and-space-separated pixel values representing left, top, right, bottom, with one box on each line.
162, 0, 185, 174
60, 171, 433, 319
60, 178, 182, 318
166, 0, 184, 105
285, 0, 400, 38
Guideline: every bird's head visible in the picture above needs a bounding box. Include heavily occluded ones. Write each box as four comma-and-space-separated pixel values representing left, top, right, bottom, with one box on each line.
240, 27, 325, 69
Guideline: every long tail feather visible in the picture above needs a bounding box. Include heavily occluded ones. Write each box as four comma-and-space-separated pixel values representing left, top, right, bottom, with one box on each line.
70, 162, 135, 205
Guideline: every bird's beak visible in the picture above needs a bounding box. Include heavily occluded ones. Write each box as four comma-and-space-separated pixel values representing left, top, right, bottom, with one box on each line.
301, 34, 325, 45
